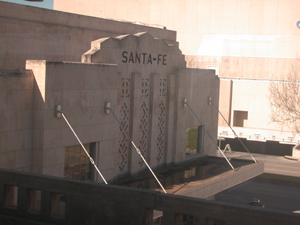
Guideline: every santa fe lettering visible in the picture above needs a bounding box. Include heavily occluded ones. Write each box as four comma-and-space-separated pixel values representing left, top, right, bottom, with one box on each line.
122, 51, 167, 65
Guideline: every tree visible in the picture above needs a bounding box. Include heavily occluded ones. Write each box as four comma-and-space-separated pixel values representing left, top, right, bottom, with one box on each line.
268, 63, 300, 134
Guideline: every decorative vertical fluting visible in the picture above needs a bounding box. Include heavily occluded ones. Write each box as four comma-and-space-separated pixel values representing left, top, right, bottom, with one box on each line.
156, 77, 167, 163
138, 78, 150, 167
118, 78, 131, 173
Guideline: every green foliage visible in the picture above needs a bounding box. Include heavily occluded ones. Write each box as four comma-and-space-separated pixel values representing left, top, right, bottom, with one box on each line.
186, 127, 198, 155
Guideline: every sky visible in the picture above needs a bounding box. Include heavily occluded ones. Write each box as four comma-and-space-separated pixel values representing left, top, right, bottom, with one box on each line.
0, 0, 53, 9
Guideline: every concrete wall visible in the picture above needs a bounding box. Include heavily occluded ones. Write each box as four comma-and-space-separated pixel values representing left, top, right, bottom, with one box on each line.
0, 1, 176, 69
53, 0, 300, 143
25, 60, 120, 179
0, 1, 220, 181
1, 167, 298, 225
0, 69, 34, 172
217, 78, 300, 142
0, 31, 218, 181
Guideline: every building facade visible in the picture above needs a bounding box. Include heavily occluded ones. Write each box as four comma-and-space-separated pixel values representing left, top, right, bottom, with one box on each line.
0, 1, 219, 181
53, 0, 300, 147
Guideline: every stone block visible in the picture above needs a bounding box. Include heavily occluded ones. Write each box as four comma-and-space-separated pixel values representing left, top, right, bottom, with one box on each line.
1, 111, 17, 132
43, 128, 62, 149
103, 89, 118, 105
99, 154, 115, 170
72, 125, 90, 145
44, 108, 64, 129
101, 122, 118, 141
24, 89, 34, 110
0, 132, 7, 152
15, 149, 32, 168
32, 109, 45, 129
60, 108, 85, 128
24, 129, 32, 150
16, 110, 33, 130
83, 107, 102, 126
88, 125, 103, 143
44, 147, 64, 167
88, 90, 103, 108
45, 66, 64, 90
61, 127, 77, 147
99, 139, 118, 157
32, 129, 43, 149
33, 89, 46, 110
78, 90, 90, 108
85, 69, 99, 90
6, 89, 26, 110
63, 90, 80, 108
31, 148, 44, 167
45, 90, 63, 110
0, 151, 16, 169
62, 67, 85, 90
17, 76, 34, 90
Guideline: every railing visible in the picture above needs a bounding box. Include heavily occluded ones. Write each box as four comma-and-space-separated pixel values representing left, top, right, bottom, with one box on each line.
0, 168, 299, 225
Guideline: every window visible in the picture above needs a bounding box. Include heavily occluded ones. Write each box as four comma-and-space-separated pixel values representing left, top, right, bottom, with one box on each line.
27, 189, 41, 214
50, 193, 65, 219
4, 185, 18, 210
64, 143, 94, 181
233, 110, 248, 127
186, 126, 204, 155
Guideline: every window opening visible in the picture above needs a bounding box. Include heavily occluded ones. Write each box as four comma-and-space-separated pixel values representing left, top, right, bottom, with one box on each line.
4, 185, 18, 210
64, 143, 95, 181
233, 110, 248, 127
27, 189, 41, 214
153, 210, 163, 225
186, 126, 204, 155
50, 193, 65, 219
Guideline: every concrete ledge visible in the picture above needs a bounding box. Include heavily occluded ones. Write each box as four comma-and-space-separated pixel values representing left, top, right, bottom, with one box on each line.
1, 167, 300, 225
177, 161, 264, 198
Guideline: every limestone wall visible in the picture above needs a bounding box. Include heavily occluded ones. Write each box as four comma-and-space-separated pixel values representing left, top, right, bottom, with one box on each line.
20, 32, 219, 180
0, 1, 176, 69
0, 1, 219, 180
0, 69, 34, 172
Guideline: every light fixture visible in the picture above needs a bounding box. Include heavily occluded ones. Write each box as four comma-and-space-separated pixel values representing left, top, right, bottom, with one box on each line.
182, 98, 187, 107
54, 105, 62, 118
104, 102, 111, 114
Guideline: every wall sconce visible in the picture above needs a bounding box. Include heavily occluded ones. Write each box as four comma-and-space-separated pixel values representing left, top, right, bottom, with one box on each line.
54, 105, 62, 118
208, 96, 212, 105
104, 102, 111, 114
182, 98, 187, 107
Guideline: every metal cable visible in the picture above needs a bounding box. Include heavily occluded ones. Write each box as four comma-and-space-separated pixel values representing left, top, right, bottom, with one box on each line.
61, 113, 108, 184
107, 107, 167, 193
210, 100, 257, 163
185, 102, 235, 170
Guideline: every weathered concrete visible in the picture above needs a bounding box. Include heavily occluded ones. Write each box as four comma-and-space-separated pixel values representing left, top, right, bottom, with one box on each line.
21, 32, 219, 180
0, 1, 176, 69
0, 168, 299, 225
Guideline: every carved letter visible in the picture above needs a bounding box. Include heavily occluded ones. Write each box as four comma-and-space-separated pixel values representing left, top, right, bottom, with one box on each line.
122, 51, 128, 63
129, 52, 134, 63
163, 55, 167, 65
135, 52, 141, 64
142, 53, 147, 64
147, 53, 152, 64
157, 54, 162, 65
